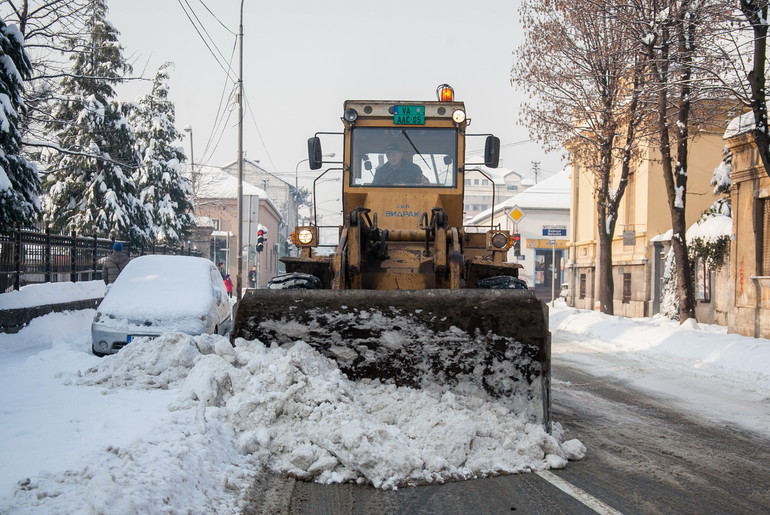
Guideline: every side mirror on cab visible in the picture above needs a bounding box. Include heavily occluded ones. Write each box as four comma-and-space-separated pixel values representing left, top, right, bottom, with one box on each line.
484, 135, 500, 168
308, 137, 323, 170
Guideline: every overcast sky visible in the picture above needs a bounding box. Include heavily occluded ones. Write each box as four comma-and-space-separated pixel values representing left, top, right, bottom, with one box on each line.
109, 0, 564, 189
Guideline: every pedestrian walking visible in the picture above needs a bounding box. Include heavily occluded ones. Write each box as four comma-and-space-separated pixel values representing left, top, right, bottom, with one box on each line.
102, 242, 130, 285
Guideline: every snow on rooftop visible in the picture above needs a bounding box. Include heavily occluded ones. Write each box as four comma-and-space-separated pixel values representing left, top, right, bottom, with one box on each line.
464, 163, 522, 182
195, 168, 266, 199
467, 168, 571, 224
724, 112, 754, 140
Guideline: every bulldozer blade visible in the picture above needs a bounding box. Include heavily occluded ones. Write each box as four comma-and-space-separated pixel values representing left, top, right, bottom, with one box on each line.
231, 289, 550, 428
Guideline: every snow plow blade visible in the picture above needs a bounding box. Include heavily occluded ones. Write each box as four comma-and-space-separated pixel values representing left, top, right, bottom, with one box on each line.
231, 289, 550, 428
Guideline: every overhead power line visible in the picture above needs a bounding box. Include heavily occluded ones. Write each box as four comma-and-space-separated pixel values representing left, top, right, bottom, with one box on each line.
467, 138, 534, 155
176, 0, 237, 82
196, 0, 236, 35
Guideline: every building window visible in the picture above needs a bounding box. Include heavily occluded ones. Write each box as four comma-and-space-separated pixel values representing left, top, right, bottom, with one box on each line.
695, 258, 711, 302
465, 179, 471, 186
482, 179, 489, 186
579, 274, 587, 299
622, 273, 631, 303
474, 179, 480, 185
507, 185, 518, 191
212, 219, 221, 231
764, 198, 770, 275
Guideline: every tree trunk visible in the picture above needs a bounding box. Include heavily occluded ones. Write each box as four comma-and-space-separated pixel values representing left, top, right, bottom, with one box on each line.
673, 6, 696, 322
741, 1, 770, 178
596, 215, 614, 314
596, 139, 615, 315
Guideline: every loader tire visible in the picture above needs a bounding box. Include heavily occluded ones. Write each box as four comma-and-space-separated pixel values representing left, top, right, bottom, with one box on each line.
266, 273, 322, 290
477, 275, 528, 290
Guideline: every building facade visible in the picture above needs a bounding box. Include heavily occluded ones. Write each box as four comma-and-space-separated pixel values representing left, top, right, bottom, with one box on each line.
193, 168, 284, 290
566, 133, 725, 316
722, 117, 770, 337
468, 170, 570, 300
463, 165, 532, 221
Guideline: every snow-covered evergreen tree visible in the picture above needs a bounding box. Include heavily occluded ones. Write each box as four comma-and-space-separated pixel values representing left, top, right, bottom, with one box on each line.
127, 63, 194, 244
40, 1, 147, 244
0, 16, 40, 232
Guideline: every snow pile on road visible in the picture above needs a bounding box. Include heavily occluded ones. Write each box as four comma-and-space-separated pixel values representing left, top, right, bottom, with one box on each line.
83, 333, 583, 490
2, 318, 583, 512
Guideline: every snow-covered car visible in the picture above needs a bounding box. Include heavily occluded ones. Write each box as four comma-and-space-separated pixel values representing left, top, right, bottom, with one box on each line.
91, 255, 232, 356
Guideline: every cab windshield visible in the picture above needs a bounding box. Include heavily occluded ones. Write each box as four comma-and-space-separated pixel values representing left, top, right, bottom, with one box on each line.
349, 127, 457, 187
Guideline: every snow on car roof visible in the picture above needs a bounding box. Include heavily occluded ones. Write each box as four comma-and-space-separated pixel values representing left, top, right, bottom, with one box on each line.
97, 255, 220, 320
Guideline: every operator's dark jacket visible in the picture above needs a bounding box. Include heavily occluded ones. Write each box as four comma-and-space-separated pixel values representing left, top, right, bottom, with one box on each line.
102, 251, 130, 284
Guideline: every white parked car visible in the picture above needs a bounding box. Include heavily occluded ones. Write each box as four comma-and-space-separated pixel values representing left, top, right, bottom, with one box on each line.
91, 255, 232, 356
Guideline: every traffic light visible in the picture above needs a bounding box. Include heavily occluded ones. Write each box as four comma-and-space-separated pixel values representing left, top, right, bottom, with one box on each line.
512, 233, 521, 256
256, 228, 265, 252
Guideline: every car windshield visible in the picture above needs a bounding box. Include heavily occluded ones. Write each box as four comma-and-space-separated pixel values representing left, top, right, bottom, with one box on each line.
349, 127, 457, 187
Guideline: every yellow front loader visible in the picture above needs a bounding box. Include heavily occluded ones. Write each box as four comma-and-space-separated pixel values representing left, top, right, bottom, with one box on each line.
232, 85, 550, 427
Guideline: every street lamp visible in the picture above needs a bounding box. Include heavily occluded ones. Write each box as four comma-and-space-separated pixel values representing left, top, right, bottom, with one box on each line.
295, 153, 335, 189
183, 125, 196, 193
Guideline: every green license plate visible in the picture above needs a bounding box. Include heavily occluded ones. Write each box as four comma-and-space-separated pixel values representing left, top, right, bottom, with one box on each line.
393, 105, 425, 125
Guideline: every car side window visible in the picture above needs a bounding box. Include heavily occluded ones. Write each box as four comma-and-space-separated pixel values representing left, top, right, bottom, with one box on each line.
211, 267, 227, 305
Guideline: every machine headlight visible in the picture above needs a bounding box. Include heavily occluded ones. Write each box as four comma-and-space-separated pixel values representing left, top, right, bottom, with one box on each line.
490, 232, 508, 249
96, 340, 109, 352
343, 108, 358, 123
298, 229, 314, 245
452, 109, 466, 123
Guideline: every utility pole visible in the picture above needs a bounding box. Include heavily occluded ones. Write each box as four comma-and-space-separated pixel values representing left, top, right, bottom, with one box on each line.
531, 161, 541, 184
236, 0, 244, 300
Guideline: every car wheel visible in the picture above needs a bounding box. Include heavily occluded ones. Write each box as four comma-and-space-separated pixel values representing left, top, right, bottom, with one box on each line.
92, 346, 107, 358
267, 273, 322, 290
477, 275, 528, 290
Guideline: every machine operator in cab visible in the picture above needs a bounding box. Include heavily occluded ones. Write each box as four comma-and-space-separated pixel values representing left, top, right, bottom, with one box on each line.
371, 143, 427, 185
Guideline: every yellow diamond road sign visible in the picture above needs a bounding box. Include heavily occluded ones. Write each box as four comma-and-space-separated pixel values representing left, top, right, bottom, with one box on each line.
508, 205, 525, 223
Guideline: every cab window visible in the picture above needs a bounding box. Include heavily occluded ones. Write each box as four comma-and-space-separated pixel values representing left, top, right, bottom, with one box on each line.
349, 127, 458, 187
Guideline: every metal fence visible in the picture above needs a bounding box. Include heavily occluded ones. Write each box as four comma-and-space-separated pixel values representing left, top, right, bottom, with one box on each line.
0, 228, 200, 293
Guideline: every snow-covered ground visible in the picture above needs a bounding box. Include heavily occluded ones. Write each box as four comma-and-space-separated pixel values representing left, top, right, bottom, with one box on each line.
0, 280, 105, 309
0, 282, 768, 513
551, 306, 770, 436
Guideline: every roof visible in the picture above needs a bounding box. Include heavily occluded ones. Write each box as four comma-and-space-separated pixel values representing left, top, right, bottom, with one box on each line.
724, 112, 754, 139
221, 158, 294, 188
195, 168, 267, 199
464, 162, 523, 182
467, 168, 571, 224
184, 165, 284, 223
